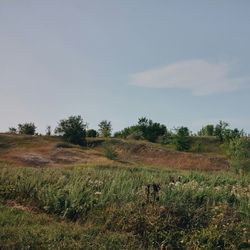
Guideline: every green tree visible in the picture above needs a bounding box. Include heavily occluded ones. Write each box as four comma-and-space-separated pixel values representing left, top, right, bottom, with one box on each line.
98, 120, 112, 137
86, 129, 98, 138
224, 128, 244, 142
55, 115, 87, 146
214, 121, 229, 142
198, 124, 214, 136
18, 123, 36, 135
137, 117, 167, 142
114, 117, 167, 142
174, 126, 191, 151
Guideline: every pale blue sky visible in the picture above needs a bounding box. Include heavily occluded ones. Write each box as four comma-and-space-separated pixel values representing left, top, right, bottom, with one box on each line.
0, 0, 250, 133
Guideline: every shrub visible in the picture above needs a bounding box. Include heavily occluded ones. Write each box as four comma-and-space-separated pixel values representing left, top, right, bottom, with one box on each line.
55, 115, 87, 146
137, 117, 167, 142
198, 124, 214, 136
114, 126, 141, 139
174, 127, 191, 151
115, 117, 167, 142
103, 144, 118, 160
127, 131, 144, 140
86, 129, 98, 138
8, 127, 17, 134
18, 123, 36, 135
98, 120, 112, 138
214, 121, 243, 142
192, 141, 204, 153
228, 137, 250, 173
159, 131, 173, 145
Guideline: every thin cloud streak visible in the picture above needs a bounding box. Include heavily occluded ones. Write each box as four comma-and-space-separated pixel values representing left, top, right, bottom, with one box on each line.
130, 60, 248, 95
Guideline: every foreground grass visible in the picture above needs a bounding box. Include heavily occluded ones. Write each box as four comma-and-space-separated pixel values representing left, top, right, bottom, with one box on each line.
0, 163, 249, 249
0, 204, 141, 250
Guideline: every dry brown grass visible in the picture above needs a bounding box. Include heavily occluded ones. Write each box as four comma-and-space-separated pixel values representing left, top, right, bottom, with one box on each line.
0, 134, 113, 167
113, 140, 229, 171
0, 134, 229, 170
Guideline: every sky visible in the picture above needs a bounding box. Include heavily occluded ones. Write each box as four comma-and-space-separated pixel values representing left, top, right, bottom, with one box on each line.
0, 0, 250, 134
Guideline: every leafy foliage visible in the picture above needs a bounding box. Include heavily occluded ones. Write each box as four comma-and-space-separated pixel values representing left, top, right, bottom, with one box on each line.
158, 130, 173, 145
214, 121, 229, 141
114, 125, 141, 139
86, 129, 98, 138
198, 124, 214, 136
55, 115, 87, 146
98, 120, 112, 138
138, 117, 167, 142
198, 121, 244, 143
17, 123, 36, 135
115, 117, 167, 143
174, 126, 191, 151
228, 137, 250, 173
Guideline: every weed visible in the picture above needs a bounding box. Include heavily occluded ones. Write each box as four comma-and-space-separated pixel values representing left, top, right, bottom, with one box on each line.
0, 164, 249, 249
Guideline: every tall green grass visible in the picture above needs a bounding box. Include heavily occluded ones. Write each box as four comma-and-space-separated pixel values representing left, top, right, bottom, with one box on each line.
0, 164, 249, 249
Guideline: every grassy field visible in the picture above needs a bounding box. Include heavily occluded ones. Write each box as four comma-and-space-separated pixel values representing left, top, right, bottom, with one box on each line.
0, 163, 249, 249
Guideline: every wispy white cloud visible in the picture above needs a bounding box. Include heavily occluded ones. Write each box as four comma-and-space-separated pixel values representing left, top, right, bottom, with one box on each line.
130, 60, 248, 95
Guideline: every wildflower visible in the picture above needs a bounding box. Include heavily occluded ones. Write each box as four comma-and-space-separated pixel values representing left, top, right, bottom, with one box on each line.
175, 181, 181, 186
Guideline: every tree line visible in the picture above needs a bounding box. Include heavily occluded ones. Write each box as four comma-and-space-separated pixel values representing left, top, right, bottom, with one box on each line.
6, 115, 250, 173
8, 116, 112, 146
7, 115, 246, 149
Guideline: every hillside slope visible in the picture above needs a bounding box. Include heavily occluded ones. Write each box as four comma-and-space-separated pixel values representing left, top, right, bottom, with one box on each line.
0, 134, 229, 170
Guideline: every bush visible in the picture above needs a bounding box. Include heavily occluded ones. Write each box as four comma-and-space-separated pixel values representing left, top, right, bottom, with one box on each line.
103, 143, 118, 160
55, 115, 87, 146
18, 123, 36, 135
114, 117, 167, 142
137, 117, 167, 142
228, 137, 250, 173
174, 127, 191, 151
98, 120, 112, 138
8, 127, 17, 134
159, 131, 173, 145
86, 129, 98, 138
114, 126, 141, 139
192, 141, 204, 153
198, 124, 214, 136
127, 131, 144, 140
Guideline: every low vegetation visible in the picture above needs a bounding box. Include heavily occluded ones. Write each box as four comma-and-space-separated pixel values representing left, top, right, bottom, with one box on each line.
54, 115, 87, 146
228, 137, 250, 173
114, 117, 167, 143
0, 164, 249, 249
1, 116, 249, 249
98, 120, 112, 138
17, 123, 36, 135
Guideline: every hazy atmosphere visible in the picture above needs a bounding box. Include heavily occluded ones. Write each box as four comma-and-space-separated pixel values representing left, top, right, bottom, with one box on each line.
1, 0, 250, 133
1, 2, 250, 249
